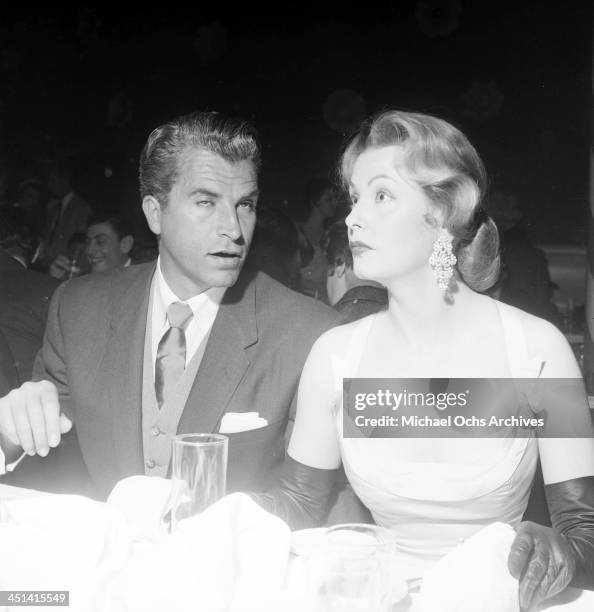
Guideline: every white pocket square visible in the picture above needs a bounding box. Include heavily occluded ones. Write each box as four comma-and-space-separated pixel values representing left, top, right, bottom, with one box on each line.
218, 412, 268, 434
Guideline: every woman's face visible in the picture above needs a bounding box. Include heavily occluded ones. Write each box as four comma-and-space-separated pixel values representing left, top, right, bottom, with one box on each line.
345, 145, 438, 285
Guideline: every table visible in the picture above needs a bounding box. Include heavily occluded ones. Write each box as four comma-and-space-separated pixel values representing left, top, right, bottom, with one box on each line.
1, 483, 593, 611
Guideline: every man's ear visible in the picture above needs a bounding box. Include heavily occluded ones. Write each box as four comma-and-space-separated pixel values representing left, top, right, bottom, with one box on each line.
120, 235, 134, 255
335, 259, 346, 278
142, 196, 162, 236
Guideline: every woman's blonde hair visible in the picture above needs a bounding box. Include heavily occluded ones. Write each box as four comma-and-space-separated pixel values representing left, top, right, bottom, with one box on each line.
340, 110, 499, 291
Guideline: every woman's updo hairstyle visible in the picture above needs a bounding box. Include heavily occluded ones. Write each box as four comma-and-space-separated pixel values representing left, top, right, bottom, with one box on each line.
340, 110, 500, 291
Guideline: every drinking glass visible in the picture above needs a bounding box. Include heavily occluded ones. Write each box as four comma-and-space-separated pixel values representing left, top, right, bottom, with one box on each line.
170, 433, 228, 530
304, 523, 402, 612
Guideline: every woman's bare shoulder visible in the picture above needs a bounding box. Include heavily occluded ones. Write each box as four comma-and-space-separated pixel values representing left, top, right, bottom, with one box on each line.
312, 314, 376, 354
494, 300, 576, 375
495, 300, 561, 342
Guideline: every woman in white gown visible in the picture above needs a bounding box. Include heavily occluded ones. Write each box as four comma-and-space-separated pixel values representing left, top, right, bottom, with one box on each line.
253, 110, 594, 610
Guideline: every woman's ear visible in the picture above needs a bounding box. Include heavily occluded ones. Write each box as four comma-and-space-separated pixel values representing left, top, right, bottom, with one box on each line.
423, 207, 444, 229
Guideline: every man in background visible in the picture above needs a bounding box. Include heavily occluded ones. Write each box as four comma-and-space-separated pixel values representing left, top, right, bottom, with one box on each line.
0, 206, 58, 382
37, 158, 91, 269
85, 212, 134, 273
50, 212, 135, 278
322, 218, 387, 323
0, 206, 87, 492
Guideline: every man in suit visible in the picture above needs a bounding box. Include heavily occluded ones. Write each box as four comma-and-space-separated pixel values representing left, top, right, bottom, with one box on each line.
0, 207, 89, 492
36, 158, 91, 270
0, 206, 59, 383
0, 111, 336, 498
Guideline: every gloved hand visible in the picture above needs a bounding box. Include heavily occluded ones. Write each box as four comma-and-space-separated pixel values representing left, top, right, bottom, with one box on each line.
248, 454, 338, 530
508, 521, 575, 610
508, 476, 594, 610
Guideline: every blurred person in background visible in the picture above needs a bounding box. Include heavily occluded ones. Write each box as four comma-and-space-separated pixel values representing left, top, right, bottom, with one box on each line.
486, 192, 558, 323
14, 178, 46, 239
245, 205, 302, 291
0, 205, 37, 268
0, 206, 88, 494
295, 177, 340, 300
49, 212, 134, 279
322, 217, 387, 323
37, 157, 91, 269
85, 212, 134, 273
0, 205, 58, 383
497, 225, 559, 324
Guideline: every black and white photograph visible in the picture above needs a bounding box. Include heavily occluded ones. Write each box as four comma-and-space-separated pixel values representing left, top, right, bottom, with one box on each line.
0, 3, 592, 610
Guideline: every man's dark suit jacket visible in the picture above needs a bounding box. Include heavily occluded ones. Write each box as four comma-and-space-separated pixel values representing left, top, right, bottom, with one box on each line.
334, 285, 388, 324
0, 251, 89, 492
33, 262, 337, 499
0, 327, 18, 397
0, 251, 59, 383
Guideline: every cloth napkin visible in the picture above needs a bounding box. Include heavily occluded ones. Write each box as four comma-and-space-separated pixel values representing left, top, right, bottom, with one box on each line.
418, 522, 520, 612
0, 477, 291, 612
416, 522, 594, 612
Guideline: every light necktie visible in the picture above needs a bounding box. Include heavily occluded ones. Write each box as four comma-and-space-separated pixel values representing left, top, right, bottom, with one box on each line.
155, 301, 193, 409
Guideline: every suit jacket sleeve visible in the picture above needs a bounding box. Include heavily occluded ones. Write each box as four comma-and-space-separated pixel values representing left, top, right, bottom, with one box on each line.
31, 282, 73, 420
0, 328, 18, 397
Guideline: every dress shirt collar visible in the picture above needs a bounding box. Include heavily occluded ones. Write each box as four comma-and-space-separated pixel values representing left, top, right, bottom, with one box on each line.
154, 257, 226, 324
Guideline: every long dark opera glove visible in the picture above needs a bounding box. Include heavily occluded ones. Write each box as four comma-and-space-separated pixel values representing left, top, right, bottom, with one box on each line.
248, 455, 338, 530
508, 476, 594, 610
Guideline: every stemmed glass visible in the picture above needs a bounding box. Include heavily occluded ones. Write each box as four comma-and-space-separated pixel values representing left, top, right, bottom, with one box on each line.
304, 523, 403, 611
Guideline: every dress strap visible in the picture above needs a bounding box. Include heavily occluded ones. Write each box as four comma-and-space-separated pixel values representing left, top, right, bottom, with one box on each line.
495, 301, 544, 378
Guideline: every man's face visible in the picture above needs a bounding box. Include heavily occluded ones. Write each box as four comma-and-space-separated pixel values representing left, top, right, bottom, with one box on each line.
86, 222, 131, 273
143, 148, 259, 299
316, 188, 338, 219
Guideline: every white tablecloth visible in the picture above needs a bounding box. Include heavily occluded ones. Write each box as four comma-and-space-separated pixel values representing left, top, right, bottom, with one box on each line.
1, 482, 593, 612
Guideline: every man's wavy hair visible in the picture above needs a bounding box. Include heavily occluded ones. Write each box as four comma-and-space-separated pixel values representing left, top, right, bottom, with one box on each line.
139, 111, 261, 206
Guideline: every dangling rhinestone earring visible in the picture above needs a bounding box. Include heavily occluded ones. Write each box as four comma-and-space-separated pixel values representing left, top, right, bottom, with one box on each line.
429, 229, 457, 291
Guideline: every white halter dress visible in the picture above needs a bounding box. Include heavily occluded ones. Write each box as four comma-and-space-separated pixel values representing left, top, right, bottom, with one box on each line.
332, 302, 542, 579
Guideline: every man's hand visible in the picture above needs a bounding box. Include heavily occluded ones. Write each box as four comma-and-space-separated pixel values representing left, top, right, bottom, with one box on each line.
508, 520, 576, 610
49, 255, 79, 280
0, 381, 72, 457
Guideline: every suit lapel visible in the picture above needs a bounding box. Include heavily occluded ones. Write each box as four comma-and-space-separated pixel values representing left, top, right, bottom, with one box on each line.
178, 273, 258, 434
105, 263, 156, 474
0, 251, 24, 273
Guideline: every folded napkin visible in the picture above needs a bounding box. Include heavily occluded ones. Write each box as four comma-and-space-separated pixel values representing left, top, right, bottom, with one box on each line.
418, 522, 519, 612
0, 492, 132, 611
0, 477, 291, 612
219, 412, 268, 434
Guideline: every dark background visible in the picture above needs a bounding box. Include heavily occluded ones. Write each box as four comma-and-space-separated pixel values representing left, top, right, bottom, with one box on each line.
0, 2, 590, 243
